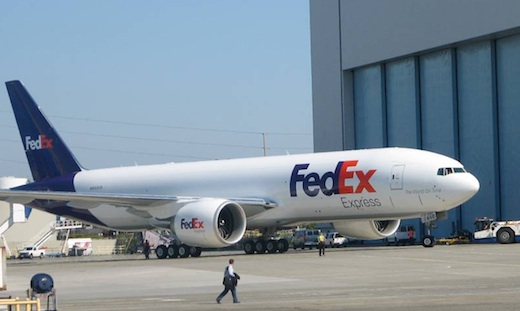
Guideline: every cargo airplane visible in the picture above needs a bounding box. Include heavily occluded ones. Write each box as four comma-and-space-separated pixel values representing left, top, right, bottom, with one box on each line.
0, 80, 479, 258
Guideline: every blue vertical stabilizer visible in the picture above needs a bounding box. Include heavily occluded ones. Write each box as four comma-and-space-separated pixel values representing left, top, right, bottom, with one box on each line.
5, 81, 82, 181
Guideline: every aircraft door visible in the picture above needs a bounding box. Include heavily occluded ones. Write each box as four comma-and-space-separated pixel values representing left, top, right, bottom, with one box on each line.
391, 165, 405, 190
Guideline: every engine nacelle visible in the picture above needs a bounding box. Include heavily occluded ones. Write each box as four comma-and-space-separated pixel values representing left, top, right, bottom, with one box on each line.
332, 219, 400, 240
172, 198, 247, 248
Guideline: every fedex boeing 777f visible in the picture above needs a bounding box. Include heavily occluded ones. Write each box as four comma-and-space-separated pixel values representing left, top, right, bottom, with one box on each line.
0, 81, 479, 258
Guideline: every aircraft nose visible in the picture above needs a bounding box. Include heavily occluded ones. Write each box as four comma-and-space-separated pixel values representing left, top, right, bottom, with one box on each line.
465, 173, 480, 198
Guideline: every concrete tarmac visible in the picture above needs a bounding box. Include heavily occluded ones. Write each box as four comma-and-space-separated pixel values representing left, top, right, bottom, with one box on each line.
3, 243, 520, 311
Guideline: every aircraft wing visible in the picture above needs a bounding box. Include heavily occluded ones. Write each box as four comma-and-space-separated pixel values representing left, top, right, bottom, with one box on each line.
0, 190, 276, 217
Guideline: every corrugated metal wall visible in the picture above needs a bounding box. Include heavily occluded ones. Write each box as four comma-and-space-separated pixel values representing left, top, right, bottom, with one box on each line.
348, 35, 520, 236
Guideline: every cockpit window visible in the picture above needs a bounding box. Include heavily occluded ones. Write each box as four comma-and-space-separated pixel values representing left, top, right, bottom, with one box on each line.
437, 167, 466, 176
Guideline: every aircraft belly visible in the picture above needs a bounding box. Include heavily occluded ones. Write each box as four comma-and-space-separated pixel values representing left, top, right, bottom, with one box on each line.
247, 194, 394, 227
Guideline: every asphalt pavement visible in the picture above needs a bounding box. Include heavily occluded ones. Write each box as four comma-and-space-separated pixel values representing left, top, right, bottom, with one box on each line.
3, 243, 520, 311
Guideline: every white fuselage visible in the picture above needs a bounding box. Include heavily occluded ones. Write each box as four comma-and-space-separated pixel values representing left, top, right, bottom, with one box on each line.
71, 148, 479, 230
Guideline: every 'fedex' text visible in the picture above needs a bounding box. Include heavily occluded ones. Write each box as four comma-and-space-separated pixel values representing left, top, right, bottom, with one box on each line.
25, 135, 53, 151
180, 218, 204, 230
290, 160, 376, 197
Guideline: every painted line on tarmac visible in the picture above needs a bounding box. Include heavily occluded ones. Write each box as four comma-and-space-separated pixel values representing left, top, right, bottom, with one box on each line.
142, 298, 185, 302
361, 254, 520, 268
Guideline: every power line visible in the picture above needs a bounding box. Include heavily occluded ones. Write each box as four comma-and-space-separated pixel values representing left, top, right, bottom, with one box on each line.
50, 115, 312, 136
63, 130, 312, 151
0, 158, 27, 165
63, 130, 265, 150
0, 121, 312, 151
0, 111, 313, 159
69, 146, 211, 160
0, 110, 312, 136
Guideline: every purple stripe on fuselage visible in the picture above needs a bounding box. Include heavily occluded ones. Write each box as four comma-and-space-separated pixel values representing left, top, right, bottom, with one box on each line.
11, 172, 108, 227
13, 173, 77, 192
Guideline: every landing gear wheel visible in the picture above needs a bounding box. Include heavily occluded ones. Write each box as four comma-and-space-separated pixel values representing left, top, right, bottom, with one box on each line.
266, 240, 278, 253
277, 239, 289, 253
167, 245, 178, 258
497, 228, 515, 244
178, 244, 190, 258
155, 245, 168, 259
190, 247, 202, 257
244, 240, 255, 254
422, 235, 435, 248
255, 240, 266, 254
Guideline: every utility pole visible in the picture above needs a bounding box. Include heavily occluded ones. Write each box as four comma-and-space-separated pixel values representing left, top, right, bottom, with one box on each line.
262, 133, 267, 156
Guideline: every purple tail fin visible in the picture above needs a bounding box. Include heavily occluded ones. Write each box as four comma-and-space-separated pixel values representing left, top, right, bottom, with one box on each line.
6, 80, 82, 181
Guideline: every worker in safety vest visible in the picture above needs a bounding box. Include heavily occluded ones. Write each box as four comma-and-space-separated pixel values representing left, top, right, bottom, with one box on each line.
318, 232, 326, 256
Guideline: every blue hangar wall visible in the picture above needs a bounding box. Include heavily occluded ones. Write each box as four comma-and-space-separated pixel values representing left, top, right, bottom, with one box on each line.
310, 0, 520, 238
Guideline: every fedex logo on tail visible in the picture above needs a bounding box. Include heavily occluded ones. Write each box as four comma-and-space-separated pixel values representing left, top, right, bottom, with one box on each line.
25, 135, 53, 151
290, 160, 376, 197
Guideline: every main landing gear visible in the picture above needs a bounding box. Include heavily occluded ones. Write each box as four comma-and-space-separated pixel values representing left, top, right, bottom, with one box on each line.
242, 228, 289, 254
242, 238, 289, 254
155, 244, 202, 259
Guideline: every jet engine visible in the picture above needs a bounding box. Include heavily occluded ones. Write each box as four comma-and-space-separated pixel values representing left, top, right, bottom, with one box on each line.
172, 198, 247, 248
332, 219, 400, 239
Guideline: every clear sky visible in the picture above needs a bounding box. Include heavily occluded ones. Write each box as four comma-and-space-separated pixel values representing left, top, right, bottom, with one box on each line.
0, 1, 313, 180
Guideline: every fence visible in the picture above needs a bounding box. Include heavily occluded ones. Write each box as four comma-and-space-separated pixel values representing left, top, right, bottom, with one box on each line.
0, 298, 40, 311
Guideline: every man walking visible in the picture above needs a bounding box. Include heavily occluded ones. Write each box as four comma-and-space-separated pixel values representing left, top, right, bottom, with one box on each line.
216, 258, 240, 304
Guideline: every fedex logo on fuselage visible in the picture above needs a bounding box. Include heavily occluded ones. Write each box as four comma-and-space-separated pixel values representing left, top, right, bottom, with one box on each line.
290, 160, 377, 197
180, 218, 204, 230
25, 135, 53, 151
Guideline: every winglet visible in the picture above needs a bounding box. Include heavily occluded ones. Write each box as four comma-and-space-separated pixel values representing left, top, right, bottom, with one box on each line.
5, 80, 83, 181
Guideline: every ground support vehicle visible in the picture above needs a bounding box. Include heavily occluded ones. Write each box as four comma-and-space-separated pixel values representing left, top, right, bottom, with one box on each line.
438, 236, 471, 245
18, 246, 45, 259
386, 225, 415, 246
292, 229, 321, 250
474, 218, 520, 244
325, 232, 348, 248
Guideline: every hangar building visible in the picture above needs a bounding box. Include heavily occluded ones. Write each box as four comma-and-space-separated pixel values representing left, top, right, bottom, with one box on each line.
310, 0, 520, 238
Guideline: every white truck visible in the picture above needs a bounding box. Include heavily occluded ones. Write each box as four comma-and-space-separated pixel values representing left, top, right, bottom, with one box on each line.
18, 246, 46, 259
325, 232, 348, 248
474, 217, 520, 244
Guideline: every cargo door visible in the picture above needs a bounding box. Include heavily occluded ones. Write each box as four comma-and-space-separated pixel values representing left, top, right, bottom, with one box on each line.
391, 165, 405, 190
